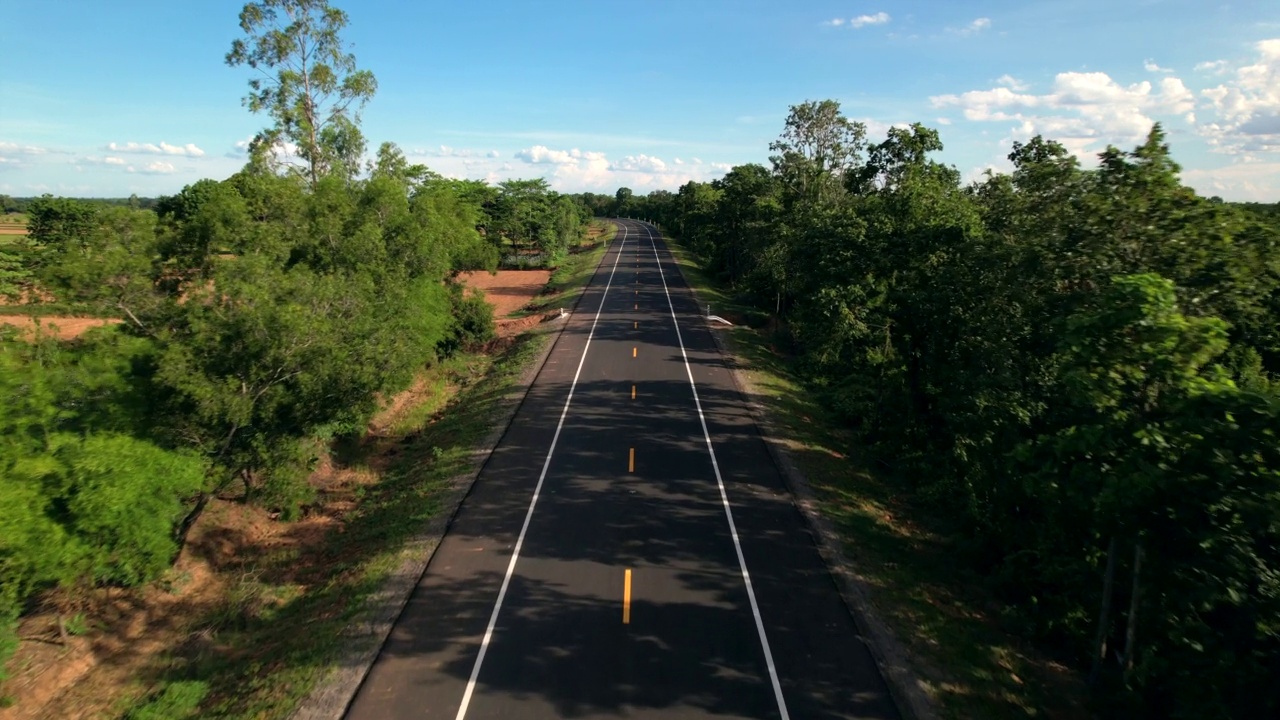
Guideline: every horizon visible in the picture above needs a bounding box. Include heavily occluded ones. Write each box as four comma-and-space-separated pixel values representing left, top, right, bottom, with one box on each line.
2, 0, 1278, 201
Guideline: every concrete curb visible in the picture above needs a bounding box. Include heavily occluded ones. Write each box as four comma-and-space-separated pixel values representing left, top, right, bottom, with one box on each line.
664, 239, 940, 720
291, 242, 608, 720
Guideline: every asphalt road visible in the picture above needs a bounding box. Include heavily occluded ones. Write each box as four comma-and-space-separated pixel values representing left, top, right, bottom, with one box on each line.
345, 220, 901, 720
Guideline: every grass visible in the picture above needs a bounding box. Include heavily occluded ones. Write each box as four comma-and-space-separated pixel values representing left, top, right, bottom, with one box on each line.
663, 233, 1089, 720
122, 330, 554, 719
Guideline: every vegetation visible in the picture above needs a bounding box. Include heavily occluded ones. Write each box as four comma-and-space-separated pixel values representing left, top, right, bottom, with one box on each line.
635, 100, 1280, 718
0, 0, 593, 697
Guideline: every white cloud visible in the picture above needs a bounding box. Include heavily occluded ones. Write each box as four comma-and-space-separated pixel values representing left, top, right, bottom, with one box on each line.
932, 69, 1198, 158
950, 17, 991, 36
0, 141, 49, 156
127, 161, 177, 175
231, 136, 301, 159
936, 117, 952, 125
1197, 38, 1280, 155
611, 154, 668, 173
850, 12, 890, 28
107, 141, 205, 157
996, 74, 1029, 91
1144, 59, 1174, 74
513, 145, 613, 188
77, 155, 127, 166
502, 145, 732, 192
1195, 60, 1229, 74
1181, 161, 1280, 201
827, 13, 890, 29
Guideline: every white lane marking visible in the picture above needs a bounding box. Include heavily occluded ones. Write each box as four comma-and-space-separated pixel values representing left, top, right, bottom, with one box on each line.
455, 223, 630, 720
641, 223, 791, 720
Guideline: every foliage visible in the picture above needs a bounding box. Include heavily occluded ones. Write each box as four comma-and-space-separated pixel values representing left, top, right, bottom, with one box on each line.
486, 179, 589, 266
0, 331, 206, 673
438, 282, 496, 357
642, 101, 1280, 717
0, 247, 26, 299
226, 0, 377, 187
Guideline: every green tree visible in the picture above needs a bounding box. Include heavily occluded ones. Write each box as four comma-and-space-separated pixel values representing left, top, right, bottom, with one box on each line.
226, 0, 378, 187
613, 186, 633, 217
769, 99, 866, 205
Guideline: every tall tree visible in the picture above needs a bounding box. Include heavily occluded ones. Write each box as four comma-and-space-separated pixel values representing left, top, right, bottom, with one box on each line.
769, 99, 866, 205
226, 0, 377, 187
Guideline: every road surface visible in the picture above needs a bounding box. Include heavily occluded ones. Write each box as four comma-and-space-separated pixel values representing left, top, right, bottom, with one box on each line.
345, 220, 901, 719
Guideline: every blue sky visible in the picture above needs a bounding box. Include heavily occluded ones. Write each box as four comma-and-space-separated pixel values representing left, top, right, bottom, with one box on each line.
2, 0, 1279, 200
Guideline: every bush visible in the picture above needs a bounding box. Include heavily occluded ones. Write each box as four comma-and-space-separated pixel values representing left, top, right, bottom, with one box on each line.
439, 282, 496, 357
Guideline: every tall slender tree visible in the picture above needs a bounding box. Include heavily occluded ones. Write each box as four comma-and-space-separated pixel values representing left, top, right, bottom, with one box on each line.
226, 0, 377, 187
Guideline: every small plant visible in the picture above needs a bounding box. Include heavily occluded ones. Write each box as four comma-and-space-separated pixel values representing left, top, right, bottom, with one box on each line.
125, 680, 209, 720
64, 613, 89, 637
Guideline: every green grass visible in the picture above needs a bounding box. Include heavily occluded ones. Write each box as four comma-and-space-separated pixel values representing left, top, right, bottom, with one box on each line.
663, 234, 1089, 720
124, 332, 552, 719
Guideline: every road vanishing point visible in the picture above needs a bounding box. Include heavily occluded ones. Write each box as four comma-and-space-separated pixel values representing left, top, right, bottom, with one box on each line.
345, 220, 902, 720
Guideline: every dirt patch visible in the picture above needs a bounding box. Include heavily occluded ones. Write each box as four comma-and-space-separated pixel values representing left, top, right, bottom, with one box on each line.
0, 316, 121, 340
457, 269, 554, 338
457, 269, 552, 318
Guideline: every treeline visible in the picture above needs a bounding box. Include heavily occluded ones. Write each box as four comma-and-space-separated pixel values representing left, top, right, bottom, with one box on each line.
1, 195, 160, 214
637, 100, 1280, 718
0, 0, 593, 685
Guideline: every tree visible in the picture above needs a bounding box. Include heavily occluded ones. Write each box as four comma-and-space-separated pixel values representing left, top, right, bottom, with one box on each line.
769, 99, 866, 205
613, 187, 633, 217
226, 0, 377, 187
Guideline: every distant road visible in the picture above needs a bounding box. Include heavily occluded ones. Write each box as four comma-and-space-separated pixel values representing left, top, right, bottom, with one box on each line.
345, 220, 901, 719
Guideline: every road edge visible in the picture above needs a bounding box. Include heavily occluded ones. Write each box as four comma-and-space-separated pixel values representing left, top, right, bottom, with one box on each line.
290, 234, 614, 720
660, 231, 940, 720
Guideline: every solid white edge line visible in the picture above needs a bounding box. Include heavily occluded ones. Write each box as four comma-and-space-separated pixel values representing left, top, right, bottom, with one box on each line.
454, 223, 630, 720
643, 223, 791, 720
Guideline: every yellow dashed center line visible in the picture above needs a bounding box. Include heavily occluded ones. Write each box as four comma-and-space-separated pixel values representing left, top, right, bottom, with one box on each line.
629, 447, 635, 473
623, 569, 632, 624
632, 347, 637, 358
631, 384, 636, 400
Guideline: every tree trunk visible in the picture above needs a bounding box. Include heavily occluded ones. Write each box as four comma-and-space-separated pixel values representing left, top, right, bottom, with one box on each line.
175, 491, 211, 546
1089, 535, 1119, 687
1121, 541, 1143, 677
